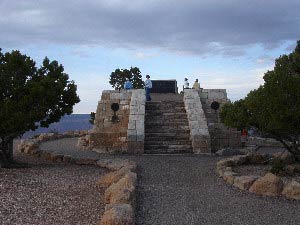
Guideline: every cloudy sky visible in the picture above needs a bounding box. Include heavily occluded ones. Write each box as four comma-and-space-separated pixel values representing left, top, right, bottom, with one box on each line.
1, 0, 299, 113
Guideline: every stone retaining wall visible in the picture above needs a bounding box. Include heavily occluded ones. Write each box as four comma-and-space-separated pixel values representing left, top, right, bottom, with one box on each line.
246, 137, 284, 148
183, 89, 211, 153
83, 89, 146, 154
89, 90, 132, 153
199, 89, 241, 152
216, 154, 300, 200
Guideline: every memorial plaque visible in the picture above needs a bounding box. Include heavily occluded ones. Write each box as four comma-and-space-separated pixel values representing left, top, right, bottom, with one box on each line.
151, 80, 178, 93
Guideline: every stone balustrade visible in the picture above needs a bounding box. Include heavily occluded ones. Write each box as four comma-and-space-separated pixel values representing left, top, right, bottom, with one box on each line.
127, 89, 146, 154
183, 89, 211, 153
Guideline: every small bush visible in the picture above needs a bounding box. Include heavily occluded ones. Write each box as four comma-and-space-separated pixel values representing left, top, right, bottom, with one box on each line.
271, 158, 285, 175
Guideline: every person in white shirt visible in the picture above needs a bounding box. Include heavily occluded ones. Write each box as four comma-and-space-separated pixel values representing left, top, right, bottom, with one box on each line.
184, 78, 189, 89
145, 75, 152, 101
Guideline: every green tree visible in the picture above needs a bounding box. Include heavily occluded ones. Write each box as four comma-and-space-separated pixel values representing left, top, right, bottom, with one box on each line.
109, 67, 144, 89
0, 49, 80, 166
220, 41, 300, 157
220, 99, 250, 130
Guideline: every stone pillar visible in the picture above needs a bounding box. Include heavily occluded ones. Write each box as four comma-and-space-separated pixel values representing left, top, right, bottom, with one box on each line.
183, 89, 211, 153
127, 89, 146, 154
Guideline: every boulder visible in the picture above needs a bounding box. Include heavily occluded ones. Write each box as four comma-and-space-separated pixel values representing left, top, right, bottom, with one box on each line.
233, 176, 259, 190
77, 135, 91, 148
97, 159, 137, 172
24, 142, 38, 154
104, 172, 137, 205
282, 180, 300, 200
216, 148, 246, 156
74, 158, 97, 165
273, 151, 295, 165
231, 155, 248, 165
100, 204, 134, 225
223, 171, 237, 185
217, 166, 232, 177
247, 153, 266, 164
216, 158, 236, 170
249, 173, 283, 196
97, 167, 131, 188
62, 155, 73, 163
50, 154, 63, 162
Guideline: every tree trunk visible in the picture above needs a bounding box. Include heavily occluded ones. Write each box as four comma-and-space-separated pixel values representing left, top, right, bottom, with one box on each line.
0, 138, 14, 165
278, 139, 300, 161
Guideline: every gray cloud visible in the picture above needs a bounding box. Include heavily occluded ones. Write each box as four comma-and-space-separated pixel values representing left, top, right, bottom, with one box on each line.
1, 0, 299, 56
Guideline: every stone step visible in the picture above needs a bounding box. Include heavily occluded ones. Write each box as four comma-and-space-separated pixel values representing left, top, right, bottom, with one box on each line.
145, 116, 188, 121
145, 118, 188, 123
144, 149, 193, 154
145, 109, 187, 114
146, 144, 192, 148
145, 106, 185, 111
145, 124, 190, 129
146, 112, 187, 115
145, 130, 190, 136
146, 101, 184, 105
145, 134, 190, 142
145, 145, 193, 154
146, 104, 185, 108
145, 140, 191, 145
145, 121, 189, 125
145, 125, 189, 129
145, 129, 190, 134
144, 99, 192, 154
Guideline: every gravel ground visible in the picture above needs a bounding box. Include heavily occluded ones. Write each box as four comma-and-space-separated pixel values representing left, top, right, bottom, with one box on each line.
0, 149, 106, 225
40, 138, 300, 225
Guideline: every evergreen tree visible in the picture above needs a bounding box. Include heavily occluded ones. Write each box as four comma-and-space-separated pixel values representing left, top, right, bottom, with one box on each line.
0, 49, 80, 166
109, 67, 144, 89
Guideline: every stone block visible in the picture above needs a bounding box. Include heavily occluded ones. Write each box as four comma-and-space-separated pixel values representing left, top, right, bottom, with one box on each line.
233, 176, 258, 190
97, 167, 132, 188
104, 172, 137, 204
223, 171, 237, 185
127, 134, 137, 142
127, 141, 144, 154
249, 173, 283, 196
282, 181, 300, 200
136, 134, 145, 142
127, 129, 137, 137
127, 121, 136, 130
74, 158, 97, 165
100, 204, 135, 225
200, 92, 208, 99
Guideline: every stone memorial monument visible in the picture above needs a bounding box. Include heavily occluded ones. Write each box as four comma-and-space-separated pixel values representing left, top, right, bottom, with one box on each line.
79, 80, 241, 154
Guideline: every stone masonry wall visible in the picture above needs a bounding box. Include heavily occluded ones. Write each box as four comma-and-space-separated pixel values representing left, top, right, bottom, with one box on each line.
199, 89, 241, 152
127, 89, 146, 154
89, 90, 132, 153
183, 89, 211, 153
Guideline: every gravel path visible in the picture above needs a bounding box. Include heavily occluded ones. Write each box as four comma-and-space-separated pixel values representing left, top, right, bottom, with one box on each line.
39, 138, 300, 225
0, 150, 106, 225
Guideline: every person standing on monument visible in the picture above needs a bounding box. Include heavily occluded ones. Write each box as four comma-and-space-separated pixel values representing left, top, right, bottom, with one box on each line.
145, 74, 152, 101
192, 79, 200, 90
124, 78, 133, 90
184, 78, 189, 89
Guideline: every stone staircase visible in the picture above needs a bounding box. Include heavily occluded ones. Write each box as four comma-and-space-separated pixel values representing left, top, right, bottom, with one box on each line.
144, 100, 193, 154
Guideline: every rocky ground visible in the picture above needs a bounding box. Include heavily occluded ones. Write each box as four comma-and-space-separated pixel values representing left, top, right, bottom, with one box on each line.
38, 138, 300, 225
0, 149, 106, 225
